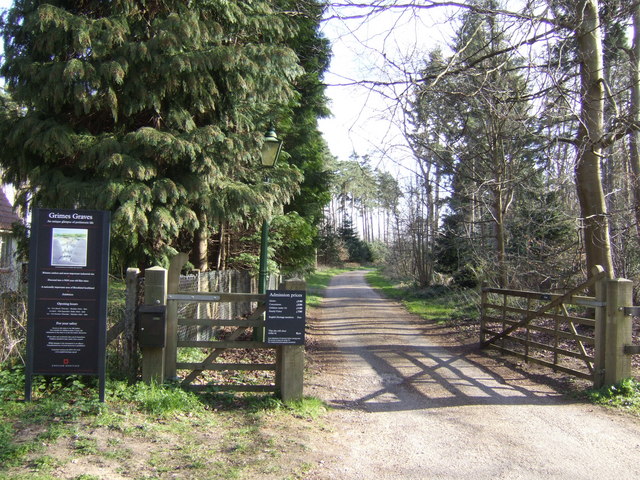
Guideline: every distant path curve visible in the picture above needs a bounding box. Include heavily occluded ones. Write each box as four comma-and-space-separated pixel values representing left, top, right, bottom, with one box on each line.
304, 270, 640, 480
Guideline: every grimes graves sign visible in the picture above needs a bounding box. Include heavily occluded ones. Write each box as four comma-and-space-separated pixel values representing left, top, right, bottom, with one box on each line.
25, 208, 111, 401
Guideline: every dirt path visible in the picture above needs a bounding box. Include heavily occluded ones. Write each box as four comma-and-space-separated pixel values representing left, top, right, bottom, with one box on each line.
303, 270, 640, 480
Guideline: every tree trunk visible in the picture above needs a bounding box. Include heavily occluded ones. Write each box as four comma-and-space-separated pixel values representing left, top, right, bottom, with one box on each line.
574, 0, 614, 277
629, 6, 640, 239
215, 222, 226, 270
194, 212, 209, 272
492, 186, 507, 288
369, 209, 374, 242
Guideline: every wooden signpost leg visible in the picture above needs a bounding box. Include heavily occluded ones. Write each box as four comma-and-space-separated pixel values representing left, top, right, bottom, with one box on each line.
276, 345, 304, 402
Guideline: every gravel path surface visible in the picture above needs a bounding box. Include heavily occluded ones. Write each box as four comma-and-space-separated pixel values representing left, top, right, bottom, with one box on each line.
304, 270, 640, 480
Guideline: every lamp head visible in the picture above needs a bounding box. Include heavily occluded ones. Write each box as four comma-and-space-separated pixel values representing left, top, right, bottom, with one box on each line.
261, 127, 283, 167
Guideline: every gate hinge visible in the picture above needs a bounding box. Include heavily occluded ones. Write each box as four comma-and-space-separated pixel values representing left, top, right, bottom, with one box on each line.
624, 345, 640, 355
622, 306, 640, 316
168, 293, 221, 302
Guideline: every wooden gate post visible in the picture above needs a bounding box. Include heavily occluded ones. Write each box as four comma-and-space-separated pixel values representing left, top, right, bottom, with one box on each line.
603, 278, 633, 387
165, 253, 189, 381
142, 266, 167, 384
593, 272, 607, 389
276, 278, 305, 402
479, 283, 488, 347
124, 267, 140, 380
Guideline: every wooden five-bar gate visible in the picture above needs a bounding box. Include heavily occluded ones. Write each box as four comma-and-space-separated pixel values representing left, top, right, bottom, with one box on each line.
139, 254, 304, 401
480, 266, 638, 388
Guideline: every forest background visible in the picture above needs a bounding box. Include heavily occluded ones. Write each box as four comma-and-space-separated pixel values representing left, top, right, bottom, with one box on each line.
0, 0, 639, 297
321, 0, 640, 295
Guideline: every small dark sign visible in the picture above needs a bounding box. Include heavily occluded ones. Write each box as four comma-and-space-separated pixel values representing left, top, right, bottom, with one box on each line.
265, 290, 306, 345
25, 208, 110, 401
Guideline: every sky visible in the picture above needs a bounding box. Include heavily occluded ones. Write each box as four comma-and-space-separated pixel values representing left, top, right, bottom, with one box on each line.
317, 4, 458, 176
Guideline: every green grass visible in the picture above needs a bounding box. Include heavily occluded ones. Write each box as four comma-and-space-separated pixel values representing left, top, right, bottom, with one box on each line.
116, 381, 205, 416
244, 394, 329, 420
0, 365, 329, 479
365, 269, 479, 324
586, 378, 640, 414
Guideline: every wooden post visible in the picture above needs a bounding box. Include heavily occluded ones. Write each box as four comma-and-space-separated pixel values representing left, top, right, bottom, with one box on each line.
276, 345, 304, 402
479, 284, 488, 347
165, 253, 189, 380
593, 272, 607, 389
142, 266, 167, 384
124, 267, 140, 380
603, 278, 633, 387
276, 277, 305, 402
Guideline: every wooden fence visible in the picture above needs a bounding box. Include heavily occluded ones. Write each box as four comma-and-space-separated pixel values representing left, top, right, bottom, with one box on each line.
106, 266, 270, 379
480, 266, 637, 388
138, 254, 304, 401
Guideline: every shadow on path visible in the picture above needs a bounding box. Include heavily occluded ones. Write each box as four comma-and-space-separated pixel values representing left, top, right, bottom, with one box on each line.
310, 270, 572, 413
311, 342, 568, 412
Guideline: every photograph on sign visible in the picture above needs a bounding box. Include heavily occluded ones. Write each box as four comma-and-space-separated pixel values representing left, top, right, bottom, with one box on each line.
51, 228, 88, 267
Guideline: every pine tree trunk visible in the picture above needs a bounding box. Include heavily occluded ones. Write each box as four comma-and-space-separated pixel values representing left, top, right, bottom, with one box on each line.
362, 205, 369, 241
195, 212, 209, 272
215, 223, 226, 271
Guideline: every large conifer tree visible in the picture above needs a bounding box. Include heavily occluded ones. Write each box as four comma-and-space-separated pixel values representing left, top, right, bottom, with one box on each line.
0, 0, 306, 269
279, 0, 332, 227
411, 1, 539, 287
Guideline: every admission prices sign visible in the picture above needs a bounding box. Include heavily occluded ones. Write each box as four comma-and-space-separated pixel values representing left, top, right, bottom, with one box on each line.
25, 208, 110, 401
265, 290, 306, 345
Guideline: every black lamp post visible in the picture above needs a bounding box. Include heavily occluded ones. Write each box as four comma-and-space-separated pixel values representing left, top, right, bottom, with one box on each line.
255, 127, 283, 341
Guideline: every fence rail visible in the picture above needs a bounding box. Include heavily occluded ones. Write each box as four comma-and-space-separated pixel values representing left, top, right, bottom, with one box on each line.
480, 285, 599, 381
134, 254, 304, 401
481, 268, 638, 388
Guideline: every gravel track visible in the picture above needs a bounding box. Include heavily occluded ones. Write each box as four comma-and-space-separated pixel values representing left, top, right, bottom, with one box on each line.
304, 270, 640, 480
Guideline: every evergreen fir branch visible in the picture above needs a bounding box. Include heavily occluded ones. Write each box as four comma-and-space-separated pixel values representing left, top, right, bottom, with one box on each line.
0, 0, 329, 268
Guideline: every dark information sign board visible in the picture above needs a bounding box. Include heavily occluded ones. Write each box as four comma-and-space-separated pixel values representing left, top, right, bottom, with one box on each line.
265, 290, 306, 345
25, 208, 111, 401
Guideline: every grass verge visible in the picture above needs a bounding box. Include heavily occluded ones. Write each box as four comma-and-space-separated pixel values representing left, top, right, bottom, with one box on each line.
0, 366, 328, 480
365, 269, 479, 324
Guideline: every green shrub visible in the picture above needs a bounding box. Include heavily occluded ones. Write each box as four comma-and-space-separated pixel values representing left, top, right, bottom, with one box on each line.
587, 378, 640, 413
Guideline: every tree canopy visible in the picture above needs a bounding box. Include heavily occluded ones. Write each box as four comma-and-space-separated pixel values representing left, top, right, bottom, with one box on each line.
0, 0, 331, 271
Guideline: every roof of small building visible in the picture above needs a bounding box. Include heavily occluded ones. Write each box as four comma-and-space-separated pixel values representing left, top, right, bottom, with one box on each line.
0, 191, 21, 231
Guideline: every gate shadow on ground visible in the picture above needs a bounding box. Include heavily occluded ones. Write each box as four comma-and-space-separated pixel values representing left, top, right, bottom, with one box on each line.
311, 343, 573, 412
